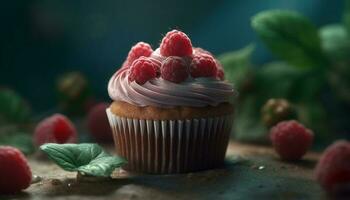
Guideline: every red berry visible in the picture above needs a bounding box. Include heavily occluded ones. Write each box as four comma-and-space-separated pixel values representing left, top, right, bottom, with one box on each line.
34, 114, 78, 147
87, 102, 113, 143
126, 42, 153, 65
270, 120, 313, 160
0, 146, 32, 194
161, 56, 189, 83
315, 140, 350, 193
216, 68, 225, 80
193, 47, 212, 56
128, 57, 158, 84
190, 54, 218, 78
160, 30, 193, 57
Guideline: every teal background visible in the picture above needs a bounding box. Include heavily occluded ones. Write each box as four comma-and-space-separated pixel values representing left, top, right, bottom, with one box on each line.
0, 0, 344, 111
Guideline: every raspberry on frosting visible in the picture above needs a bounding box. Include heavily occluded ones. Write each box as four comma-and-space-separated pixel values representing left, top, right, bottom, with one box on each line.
190, 54, 218, 78
160, 30, 193, 57
129, 56, 158, 84
161, 56, 189, 83
126, 42, 153, 66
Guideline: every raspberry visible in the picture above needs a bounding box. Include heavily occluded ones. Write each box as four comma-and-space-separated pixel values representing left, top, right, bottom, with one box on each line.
160, 30, 193, 57
126, 42, 153, 65
261, 99, 297, 127
270, 120, 313, 160
0, 146, 32, 194
161, 56, 189, 83
33, 114, 78, 147
193, 47, 212, 56
216, 68, 225, 80
190, 54, 218, 78
128, 57, 158, 84
315, 140, 350, 193
215, 60, 225, 80
87, 102, 113, 143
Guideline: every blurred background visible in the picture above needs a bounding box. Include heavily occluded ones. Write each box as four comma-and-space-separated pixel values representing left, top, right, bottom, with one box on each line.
0, 0, 344, 111
0, 0, 349, 149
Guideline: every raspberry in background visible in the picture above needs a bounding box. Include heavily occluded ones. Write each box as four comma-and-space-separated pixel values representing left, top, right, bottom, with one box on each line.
160, 30, 193, 57
126, 42, 153, 66
161, 56, 189, 83
0, 146, 32, 194
270, 120, 313, 160
315, 140, 350, 193
128, 56, 158, 85
261, 98, 297, 127
33, 114, 78, 147
190, 54, 218, 78
87, 102, 113, 143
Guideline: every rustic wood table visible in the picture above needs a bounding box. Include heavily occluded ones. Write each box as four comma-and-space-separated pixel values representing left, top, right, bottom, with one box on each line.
4, 141, 330, 200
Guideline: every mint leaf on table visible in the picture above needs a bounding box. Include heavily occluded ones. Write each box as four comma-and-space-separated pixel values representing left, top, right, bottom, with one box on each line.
251, 10, 326, 69
40, 143, 127, 177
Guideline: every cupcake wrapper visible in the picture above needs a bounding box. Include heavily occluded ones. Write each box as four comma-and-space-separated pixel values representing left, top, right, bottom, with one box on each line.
106, 108, 233, 174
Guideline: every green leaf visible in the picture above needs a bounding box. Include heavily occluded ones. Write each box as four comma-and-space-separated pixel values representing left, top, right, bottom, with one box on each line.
0, 89, 31, 125
251, 10, 326, 69
255, 61, 305, 99
344, 0, 350, 33
319, 24, 350, 61
40, 143, 127, 177
233, 95, 268, 143
218, 44, 255, 92
0, 133, 34, 155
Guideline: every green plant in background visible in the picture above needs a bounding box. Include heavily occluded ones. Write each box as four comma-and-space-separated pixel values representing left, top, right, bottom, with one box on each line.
221, 4, 350, 147
0, 88, 31, 125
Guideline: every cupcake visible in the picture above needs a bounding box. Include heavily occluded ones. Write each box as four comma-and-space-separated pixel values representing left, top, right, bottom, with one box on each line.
107, 30, 235, 174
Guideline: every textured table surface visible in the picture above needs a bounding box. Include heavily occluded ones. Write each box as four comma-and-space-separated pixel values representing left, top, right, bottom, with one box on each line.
3, 141, 329, 200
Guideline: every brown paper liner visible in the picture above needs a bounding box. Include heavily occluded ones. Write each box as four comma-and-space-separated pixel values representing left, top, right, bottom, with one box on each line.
106, 108, 233, 174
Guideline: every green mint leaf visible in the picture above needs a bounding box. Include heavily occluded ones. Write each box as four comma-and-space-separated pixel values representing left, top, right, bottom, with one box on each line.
320, 24, 350, 61
40, 143, 127, 177
218, 44, 255, 91
251, 10, 326, 69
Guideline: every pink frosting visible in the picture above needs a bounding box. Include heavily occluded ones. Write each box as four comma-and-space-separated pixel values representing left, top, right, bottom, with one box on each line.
108, 50, 235, 108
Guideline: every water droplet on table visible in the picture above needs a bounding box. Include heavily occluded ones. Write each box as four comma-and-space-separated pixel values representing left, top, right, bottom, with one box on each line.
258, 166, 265, 170
31, 175, 42, 184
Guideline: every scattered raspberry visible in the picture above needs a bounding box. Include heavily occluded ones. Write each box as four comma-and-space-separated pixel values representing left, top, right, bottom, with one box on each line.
160, 30, 193, 57
126, 42, 153, 65
315, 140, 350, 193
190, 54, 218, 78
128, 57, 158, 84
161, 56, 189, 83
270, 120, 313, 160
33, 114, 78, 147
0, 146, 32, 194
87, 102, 113, 143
